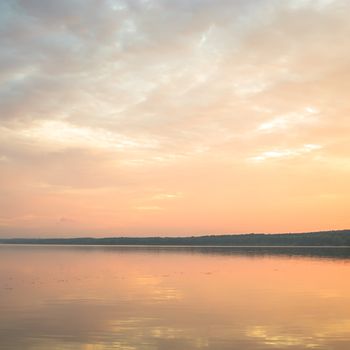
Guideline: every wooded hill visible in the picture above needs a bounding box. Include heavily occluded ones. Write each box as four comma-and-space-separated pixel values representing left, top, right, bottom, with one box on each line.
1, 230, 350, 246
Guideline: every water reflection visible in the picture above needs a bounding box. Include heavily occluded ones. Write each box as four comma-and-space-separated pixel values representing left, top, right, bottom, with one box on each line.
1, 245, 350, 349
4, 244, 350, 259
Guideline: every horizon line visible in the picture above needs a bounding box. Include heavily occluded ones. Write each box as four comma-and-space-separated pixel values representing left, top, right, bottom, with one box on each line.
1, 229, 350, 240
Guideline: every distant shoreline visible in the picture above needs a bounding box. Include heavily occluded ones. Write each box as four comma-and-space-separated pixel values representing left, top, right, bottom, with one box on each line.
1, 230, 350, 246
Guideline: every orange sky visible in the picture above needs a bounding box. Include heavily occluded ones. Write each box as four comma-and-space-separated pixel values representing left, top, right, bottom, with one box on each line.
0, 0, 350, 236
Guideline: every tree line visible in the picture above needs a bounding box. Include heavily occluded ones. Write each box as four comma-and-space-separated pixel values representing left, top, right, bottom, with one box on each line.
1, 230, 350, 246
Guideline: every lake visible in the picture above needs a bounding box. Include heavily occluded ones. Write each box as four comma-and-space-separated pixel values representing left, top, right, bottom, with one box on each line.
1, 245, 350, 349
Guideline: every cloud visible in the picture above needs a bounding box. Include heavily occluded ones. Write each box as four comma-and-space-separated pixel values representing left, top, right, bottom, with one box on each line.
1, 0, 350, 235
248, 144, 322, 162
257, 107, 319, 132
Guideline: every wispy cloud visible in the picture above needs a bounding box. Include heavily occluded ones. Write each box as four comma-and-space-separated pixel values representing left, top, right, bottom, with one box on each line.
257, 107, 319, 132
249, 144, 322, 162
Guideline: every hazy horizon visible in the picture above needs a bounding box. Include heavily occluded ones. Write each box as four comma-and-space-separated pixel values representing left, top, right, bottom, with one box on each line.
1, 0, 350, 237
1, 228, 350, 241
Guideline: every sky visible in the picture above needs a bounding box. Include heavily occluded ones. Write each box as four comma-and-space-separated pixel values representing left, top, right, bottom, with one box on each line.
0, 0, 350, 237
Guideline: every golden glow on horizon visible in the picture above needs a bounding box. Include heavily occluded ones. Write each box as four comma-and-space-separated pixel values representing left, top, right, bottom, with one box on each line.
0, 0, 350, 236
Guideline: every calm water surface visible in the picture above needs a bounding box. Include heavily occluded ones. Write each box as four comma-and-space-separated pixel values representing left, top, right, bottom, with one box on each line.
1, 245, 350, 350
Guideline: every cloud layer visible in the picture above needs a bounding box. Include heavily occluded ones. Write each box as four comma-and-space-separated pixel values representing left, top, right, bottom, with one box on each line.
1, 0, 350, 236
